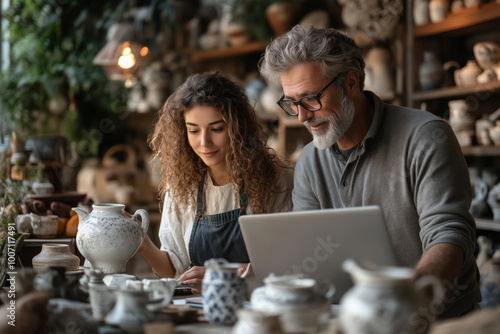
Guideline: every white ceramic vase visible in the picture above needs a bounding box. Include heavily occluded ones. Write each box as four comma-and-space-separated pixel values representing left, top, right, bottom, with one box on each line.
414, 0, 431, 26
32, 243, 80, 274
429, 0, 449, 23
339, 260, 443, 334
72, 203, 149, 274
448, 99, 475, 131
364, 46, 395, 100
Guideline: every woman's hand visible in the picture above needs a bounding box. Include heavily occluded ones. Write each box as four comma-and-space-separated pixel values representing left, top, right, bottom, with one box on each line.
179, 266, 206, 293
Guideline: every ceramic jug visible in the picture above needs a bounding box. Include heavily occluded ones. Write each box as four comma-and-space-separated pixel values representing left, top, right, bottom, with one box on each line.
251, 274, 335, 334
72, 203, 149, 274
419, 51, 444, 91
105, 289, 164, 334
413, 0, 431, 26
429, 0, 449, 23
473, 41, 500, 70
202, 258, 246, 325
338, 259, 443, 334
364, 46, 395, 100
454, 60, 482, 86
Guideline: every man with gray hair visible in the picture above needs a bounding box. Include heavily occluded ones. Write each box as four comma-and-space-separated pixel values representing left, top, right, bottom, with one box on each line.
259, 25, 480, 319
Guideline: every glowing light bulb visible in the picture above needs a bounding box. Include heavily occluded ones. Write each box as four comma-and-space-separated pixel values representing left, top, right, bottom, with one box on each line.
140, 47, 149, 57
118, 46, 135, 69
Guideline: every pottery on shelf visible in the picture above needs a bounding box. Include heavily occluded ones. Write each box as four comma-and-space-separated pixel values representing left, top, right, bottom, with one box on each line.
266, 2, 294, 37
464, 0, 482, 8
450, 0, 464, 12
477, 69, 498, 84
32, 243, 80, 274
30, 213, 59, 238
473, 41, 500, 70
454, 60, 482, 86
476, 115, 493, 146
487, 184, 500, 220
364, 46, 395, 100
448, 99, 475, 131
419, 51, 444, 91
489, 120, 500, 146
414, 0, 431, 26
338, 259, 443, 334
251, 274, 335, 334
72, 203, 149, 274
429, 0, 450, 23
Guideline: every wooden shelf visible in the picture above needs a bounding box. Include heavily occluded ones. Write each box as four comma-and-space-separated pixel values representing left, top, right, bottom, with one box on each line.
189, 41, 267, 63
476, 218, 500, 232
411, 81, 500, 102
414, 3, 500, 37
461, 146, 500, 157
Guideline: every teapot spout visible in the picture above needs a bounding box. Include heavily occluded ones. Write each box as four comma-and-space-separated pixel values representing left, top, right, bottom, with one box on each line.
72, 207, 89, 222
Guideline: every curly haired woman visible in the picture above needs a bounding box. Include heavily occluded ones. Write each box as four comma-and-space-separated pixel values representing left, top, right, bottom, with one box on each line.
138, 71, 292, 291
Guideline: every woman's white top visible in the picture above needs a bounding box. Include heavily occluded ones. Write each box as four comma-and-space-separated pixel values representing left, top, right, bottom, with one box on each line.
159, 171, 293, 276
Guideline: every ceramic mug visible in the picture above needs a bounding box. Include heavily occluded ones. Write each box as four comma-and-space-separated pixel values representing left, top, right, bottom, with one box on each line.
103, 274, 137, 289
15, 214, 33, 234
30, 213, 58, 238
142, 278, 177, 304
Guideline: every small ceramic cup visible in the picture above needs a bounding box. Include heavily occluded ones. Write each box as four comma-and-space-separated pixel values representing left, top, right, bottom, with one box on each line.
103, 274, 137, 289
30, 214, 58, 238
142, 278, 177, 304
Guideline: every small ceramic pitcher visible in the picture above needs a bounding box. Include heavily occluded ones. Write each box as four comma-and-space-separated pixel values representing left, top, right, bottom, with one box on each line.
202, 258, 246, 325
338, 259, 443, 334
105, 289, 162, 333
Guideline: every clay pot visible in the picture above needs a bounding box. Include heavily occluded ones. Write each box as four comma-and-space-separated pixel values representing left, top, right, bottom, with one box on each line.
414, 0, 431, 26
464, 0, 482, 8
32, 243, 80, 274
266, 2, 293, 37
429, 0, 449, 23
364, 46, 395, 100
454, 60, 482, 86
473, 41, 500, 70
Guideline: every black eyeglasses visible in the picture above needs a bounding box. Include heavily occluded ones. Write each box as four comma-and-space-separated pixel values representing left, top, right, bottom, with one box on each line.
277, 76, 339, 116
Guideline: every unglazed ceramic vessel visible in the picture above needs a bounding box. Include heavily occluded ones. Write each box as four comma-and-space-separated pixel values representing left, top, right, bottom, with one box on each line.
31, 243, 80, 274
419, 51, 444, 91
473, 41, 500, 70
339, 260, 443, 334
454, 60, 482, 86
429, 0, 449, 23
72, 203, 149, 274
251, 274, 335, 334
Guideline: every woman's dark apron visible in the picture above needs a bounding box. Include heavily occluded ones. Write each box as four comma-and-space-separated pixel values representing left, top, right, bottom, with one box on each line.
188, 179, 250, 266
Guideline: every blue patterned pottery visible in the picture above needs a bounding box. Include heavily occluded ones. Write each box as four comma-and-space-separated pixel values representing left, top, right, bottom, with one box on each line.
202, 258, 246, 325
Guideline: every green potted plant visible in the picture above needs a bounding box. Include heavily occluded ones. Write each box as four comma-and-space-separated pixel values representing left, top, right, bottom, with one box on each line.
0, 0, 135, 159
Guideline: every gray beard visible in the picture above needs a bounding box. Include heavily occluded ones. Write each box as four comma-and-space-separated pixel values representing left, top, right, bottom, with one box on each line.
305, 92, 355, 150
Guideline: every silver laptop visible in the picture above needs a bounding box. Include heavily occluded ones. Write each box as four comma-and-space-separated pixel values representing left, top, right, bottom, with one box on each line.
239, 206, 398, 304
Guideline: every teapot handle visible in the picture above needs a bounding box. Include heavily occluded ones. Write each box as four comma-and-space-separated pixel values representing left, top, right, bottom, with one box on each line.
132, 209, 149, 241
414, 275, 443, 307
146, 283, 175, 312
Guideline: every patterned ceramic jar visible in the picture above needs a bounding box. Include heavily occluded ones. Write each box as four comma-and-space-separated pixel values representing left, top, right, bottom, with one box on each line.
202, 258, 246, 325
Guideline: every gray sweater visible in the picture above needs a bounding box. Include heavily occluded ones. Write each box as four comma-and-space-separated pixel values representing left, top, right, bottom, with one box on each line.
293, 92, 481, 319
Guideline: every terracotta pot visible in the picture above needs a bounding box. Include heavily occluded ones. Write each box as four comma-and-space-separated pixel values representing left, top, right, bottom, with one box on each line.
266, 2, 293, 37
32, 243, 80, 274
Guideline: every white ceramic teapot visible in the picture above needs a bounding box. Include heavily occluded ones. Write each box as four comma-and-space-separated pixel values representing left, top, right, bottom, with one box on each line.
251, 274, 335, 334
338, 259, 443, 334
72, 203, 149, 274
